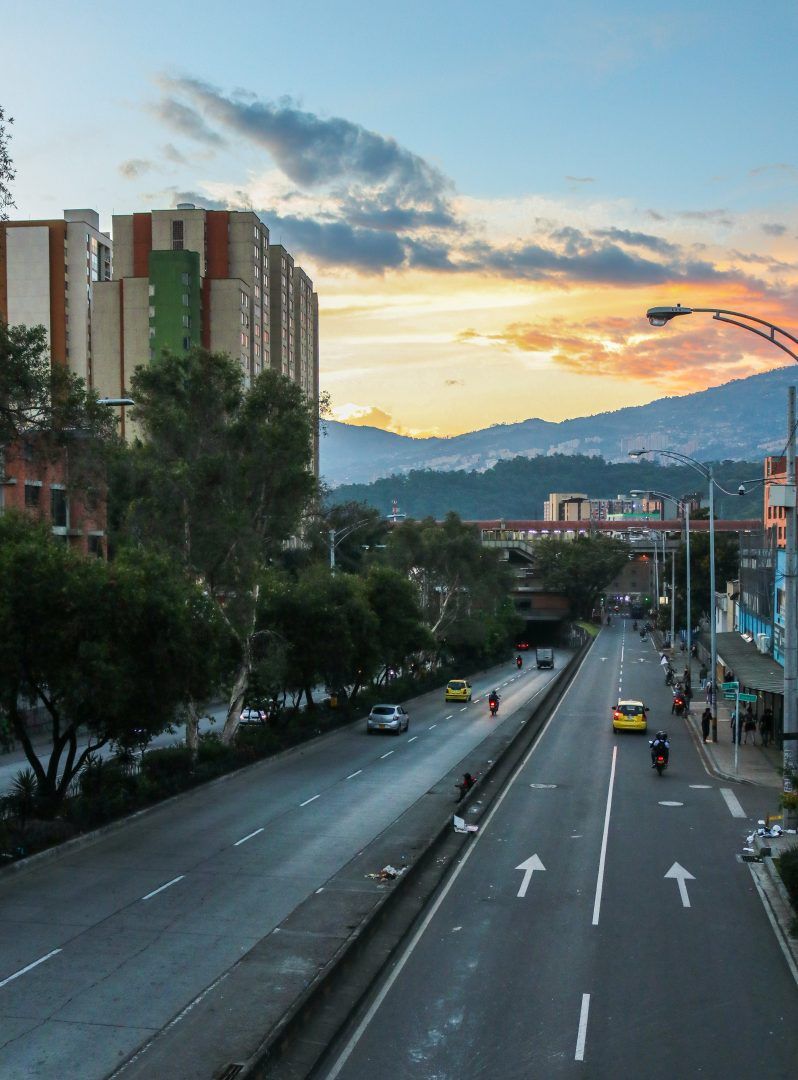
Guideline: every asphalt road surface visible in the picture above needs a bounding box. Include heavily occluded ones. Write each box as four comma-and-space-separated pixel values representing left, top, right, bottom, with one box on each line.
0, 655, 563, 1079
320, 622, 798, 1080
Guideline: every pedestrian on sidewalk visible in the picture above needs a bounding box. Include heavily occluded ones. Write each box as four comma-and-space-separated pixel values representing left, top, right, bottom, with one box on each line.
730, 708, 740, 744
743, 704, 756, 744
701, 707, 712, 742
699, 663, 708, 686
759, 707, 773, 748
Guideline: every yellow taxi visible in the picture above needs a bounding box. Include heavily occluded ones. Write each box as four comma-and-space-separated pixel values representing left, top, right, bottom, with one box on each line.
612, 699, 648, 732
445, 679, 472, 703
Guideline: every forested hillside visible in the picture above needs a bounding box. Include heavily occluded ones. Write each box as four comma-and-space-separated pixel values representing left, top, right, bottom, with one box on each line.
328, 454, 765, 521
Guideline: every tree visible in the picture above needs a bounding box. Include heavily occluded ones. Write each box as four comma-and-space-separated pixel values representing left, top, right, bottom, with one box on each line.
0, 514, 221, 811
303, 499, 388, 573
0, 105, 14, 220
675, 531, 739, 630
385, 513, 518, 663
120, 349, 317, 743
363, 566, 433, 682
535, 535, 631, 619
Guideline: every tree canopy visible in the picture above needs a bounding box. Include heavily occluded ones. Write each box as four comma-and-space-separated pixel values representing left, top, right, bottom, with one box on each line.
534, 535, 631, 619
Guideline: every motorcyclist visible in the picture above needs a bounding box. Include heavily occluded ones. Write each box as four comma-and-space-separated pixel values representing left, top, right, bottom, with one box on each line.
488, 690, 500, 715
671, 689, 686, 715
649, 730, 670, 767
516, 655, 523, 669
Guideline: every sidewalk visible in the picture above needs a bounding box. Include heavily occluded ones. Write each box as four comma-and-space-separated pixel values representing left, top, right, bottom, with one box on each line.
684, 690, 782, 789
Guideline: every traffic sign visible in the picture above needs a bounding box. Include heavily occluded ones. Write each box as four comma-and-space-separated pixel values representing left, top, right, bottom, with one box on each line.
722, 681, 739, 690
739, 693, 757, 703
724, 693, 737, 700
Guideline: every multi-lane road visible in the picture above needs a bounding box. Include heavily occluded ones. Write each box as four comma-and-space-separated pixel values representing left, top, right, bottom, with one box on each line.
0, 654, 563, 1078
320, 622, 798, 1079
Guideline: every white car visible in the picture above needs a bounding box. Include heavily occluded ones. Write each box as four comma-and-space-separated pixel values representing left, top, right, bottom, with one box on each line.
239, 707, 267, 726
367, 704, 409, 735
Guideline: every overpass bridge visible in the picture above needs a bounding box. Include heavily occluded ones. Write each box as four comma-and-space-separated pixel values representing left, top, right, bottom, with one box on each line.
473, 519, 763, 626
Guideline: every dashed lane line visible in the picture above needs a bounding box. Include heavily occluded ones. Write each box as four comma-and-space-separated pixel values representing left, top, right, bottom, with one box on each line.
345, 770, 362, 780
575, 993, 591, 1061
0, 949, 62, 989
141, 875, 185, 901
380, 751, 395, 759
234, 828, 264, 847
407, 736, 418, 743
299, 794, 321, 807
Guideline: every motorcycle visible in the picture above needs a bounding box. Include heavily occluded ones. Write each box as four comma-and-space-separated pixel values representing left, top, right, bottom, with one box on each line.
653, 752, 668, 776
640, 628, 647, 640
489, 698, 499, 717
672, 694, 686, 717
665, 666, 675, 686
516, 656, 523, 669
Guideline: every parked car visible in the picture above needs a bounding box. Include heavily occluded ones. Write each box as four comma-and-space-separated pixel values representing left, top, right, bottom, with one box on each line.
239, 707, 267, 726
367, 704, 410, 735
445, 679, 472, 702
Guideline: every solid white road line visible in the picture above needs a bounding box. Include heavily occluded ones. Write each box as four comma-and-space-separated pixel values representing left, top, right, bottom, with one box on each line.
407, 736, 418, 743
592, 746, 618, 926
141, 875, 185, 901
0, 949, 62, 989
575, 993, 591, 1061
299, 794, 321, 807
234, 827, 264, 846
322, 640, 597, 1080
720, 787, 746, 818
345, 770, 362, 780
429, 724, 438, 729
380, 751, 394, 759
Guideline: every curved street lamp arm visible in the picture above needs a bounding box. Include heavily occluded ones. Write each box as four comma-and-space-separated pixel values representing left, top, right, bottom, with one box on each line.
689, 308, 798, 363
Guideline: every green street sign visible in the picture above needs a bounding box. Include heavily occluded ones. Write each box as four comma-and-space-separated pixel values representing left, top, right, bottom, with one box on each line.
724, 693, 737, 700
722, 681, 739, 690
738, 693, 758, 703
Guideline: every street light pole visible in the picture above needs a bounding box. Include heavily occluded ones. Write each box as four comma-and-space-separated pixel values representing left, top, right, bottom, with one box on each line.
670, 545, 676, 648
784, 387, 797, 816
708, 465, 718, 741
685, 497, 691, 697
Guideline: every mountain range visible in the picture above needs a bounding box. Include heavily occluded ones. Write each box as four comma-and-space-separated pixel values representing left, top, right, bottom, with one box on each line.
320, 364, 793, 488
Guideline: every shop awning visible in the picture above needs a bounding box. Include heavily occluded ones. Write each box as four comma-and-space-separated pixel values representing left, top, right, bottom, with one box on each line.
715, 632, 784, 696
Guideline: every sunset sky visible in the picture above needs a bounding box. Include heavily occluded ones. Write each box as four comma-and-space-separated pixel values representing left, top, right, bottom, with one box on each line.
6, 1, 798, 436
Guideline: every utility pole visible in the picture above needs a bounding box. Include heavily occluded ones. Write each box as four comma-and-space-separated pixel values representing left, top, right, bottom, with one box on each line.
784, 386, 797, 821
708, 468, 718, 742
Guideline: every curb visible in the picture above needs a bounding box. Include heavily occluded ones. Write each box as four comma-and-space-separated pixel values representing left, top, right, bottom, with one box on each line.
239, 638, 593, 1079
751, 838, 798, 975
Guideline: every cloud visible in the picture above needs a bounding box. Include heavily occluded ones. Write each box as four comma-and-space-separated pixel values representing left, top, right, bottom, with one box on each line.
762, 222, 787, 237
158, 75, 452, 208
593, 227, 678, 256
152, 95, 227, 147
119, 158, 152, 179
267, 213, 406, 272
565, 175, 596, 183
750, 163, 798, 177
331, 402, 438, 436
459, 316, 792, 391
444, 378, 464, 386
161, 143, 189, 165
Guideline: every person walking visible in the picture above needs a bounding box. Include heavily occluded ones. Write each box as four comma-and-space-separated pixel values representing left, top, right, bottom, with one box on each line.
743, 704, 756, 745
730, 707, 740, 745
759, 707, 774, 748
701, 707, 712, 743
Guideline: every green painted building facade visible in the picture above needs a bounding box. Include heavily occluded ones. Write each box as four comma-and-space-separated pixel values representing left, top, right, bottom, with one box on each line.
148, 249, 201, 360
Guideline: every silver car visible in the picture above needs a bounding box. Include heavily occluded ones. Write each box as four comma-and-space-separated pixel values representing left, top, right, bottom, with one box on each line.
367, 704, 409, 735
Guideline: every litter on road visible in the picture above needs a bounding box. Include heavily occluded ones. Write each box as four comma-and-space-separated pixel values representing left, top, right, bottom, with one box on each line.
453, 814, 479, 834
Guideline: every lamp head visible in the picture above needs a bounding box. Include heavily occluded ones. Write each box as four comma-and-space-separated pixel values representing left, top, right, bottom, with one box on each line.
646, 304, 693, 327
738, 484, 746, 496
628, 450, 648, 458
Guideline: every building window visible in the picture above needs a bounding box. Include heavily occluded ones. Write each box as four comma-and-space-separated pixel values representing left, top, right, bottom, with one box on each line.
50, 487, 68, 529
182, 293, 190, 306
172, 220, 184, 250
148, 284, 155, 297
183, 336, 192, 350
183, 315, 191, 328
24, 483, 42, 508
148, 306, 155, 318
181, 272, 190, 285
149, 326, 156, 338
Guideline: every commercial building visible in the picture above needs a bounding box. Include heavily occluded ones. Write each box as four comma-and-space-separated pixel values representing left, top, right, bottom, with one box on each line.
0, 209, 112, 386
763, 455, 788, 548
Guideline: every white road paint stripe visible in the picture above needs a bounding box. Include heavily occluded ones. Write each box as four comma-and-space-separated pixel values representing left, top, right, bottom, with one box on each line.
234, 827, 264, 846
445, 715, 453, 719
592, 746, 618, 926
460, 707, 467, 713
299, 794, 321, 807
407, 736, 418, 743
380, 751, 394, 759
0, 949, 62, 989
322, 640, 596, 1080
575, 993, 591, 1061
429, 724, 437, 729
720, 787, 746, 818
345, 770, 362, 780
141, 875, 185, 901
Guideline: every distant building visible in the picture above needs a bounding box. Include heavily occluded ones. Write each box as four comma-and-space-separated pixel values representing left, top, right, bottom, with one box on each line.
544, 492, 590, 521
763, 455, 787, 548
0, 209, 112, 386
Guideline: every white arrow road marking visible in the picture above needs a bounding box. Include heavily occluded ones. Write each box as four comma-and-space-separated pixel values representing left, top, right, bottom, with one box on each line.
529, 783, 557, 789
658, 801, 684, 807
664, 862, 695, 907
599, 657, 608, 661
720, 788, 746, 818
515, 854, 546, 897
689, 784, 712, 789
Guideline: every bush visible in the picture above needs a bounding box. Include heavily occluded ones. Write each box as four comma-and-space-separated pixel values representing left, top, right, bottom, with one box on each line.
197, 733, 237, 767
141, 746, 194, 791
778, 845, 798, 908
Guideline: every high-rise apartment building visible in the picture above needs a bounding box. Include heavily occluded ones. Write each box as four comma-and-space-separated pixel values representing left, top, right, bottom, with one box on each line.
0, 209, 112, 385
268, 244, 294, 378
